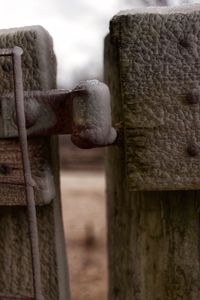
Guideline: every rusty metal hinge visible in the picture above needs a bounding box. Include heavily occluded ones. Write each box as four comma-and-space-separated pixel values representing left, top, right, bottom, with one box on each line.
0, 64, 118, 149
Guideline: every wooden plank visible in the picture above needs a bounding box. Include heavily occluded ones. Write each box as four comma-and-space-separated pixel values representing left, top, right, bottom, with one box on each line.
105, 4, 200, 300
0, 26, 70, 299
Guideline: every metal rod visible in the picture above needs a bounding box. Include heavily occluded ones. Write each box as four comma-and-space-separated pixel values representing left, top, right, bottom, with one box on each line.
12, 47, 43, 300
0, 48, 15, 56
0, 294, 33, 299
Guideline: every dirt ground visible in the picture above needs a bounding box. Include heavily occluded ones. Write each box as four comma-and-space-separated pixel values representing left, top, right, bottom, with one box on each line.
61, 170, 107, 300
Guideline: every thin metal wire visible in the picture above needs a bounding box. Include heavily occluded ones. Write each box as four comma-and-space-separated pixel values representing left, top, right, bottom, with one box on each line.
0, 47, 44, 300
12, 47, 44, 300
0, 294, 33, 299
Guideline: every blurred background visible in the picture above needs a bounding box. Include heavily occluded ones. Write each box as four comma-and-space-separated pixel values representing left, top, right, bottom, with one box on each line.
0, 0, 198, 299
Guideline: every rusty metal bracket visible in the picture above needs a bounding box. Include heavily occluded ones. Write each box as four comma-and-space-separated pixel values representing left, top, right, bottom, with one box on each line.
0, 80, 117, 149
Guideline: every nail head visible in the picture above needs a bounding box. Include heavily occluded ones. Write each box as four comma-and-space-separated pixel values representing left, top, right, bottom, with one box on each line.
179, 38, 190, 48
0, 164, 12, 175
187, 144, 199, 157
186, 91, 200, 105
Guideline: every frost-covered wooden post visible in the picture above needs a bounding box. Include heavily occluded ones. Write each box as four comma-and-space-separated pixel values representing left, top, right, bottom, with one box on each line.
0, 26, 70, 299
0, 23, 118, 299
105, 5, 200, 300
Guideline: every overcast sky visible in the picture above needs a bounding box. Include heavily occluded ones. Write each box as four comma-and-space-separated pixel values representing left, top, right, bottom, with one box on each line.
0, 0, 198, 88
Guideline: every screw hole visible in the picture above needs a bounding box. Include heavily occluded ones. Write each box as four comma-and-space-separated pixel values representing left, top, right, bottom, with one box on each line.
187, 144, 199, 157
179, 38, 190, 48
0, 164, 12, 175
186, 91, 200, 105
2, 62, 12, 73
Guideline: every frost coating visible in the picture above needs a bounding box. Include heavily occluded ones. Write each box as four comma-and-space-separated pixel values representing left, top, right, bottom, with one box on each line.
116, 3, 200, 16
71, 80, 117, 149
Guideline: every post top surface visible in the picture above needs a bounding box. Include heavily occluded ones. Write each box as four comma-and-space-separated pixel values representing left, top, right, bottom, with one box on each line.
115, 3, 200, 17
0, 25, 48, 35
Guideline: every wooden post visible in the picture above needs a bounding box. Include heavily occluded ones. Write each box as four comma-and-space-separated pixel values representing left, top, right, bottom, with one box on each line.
105, 5, 200, 300
0, 26, 70, 299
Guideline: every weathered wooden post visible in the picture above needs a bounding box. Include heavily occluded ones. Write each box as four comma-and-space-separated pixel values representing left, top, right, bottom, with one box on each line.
0, 26, 70, 299
105, 4, 200, 300
0, 24, 118, 299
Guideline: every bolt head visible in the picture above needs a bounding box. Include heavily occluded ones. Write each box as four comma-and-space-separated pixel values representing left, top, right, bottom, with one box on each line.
187, 144, 199, 157
186, 90, 200, 105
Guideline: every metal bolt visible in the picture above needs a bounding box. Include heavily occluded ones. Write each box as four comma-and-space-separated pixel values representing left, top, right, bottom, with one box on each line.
13, 98, 40, 129
186, 91, 200, 105
24, 99, 40, 128
179, 38, 190, 48
0, 164, 12, 175
2, 62, 12, 73
187, 144, 199, 157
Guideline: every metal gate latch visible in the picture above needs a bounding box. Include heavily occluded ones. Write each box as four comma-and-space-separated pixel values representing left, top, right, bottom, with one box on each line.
0, 57, 117, 149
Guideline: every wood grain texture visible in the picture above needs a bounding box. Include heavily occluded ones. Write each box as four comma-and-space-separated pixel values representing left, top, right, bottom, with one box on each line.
105, 5, 200, 300
0, 138, 55, 205
0, 26, 70, 299
110, 4, 200, 191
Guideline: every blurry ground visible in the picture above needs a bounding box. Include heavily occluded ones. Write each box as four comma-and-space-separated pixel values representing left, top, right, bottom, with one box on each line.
60, 137, 107, 300
60, 136, 104, 170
